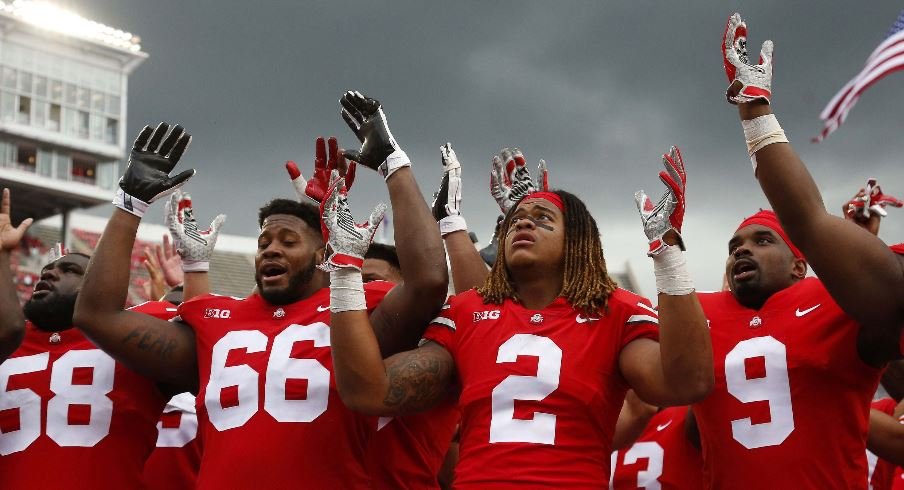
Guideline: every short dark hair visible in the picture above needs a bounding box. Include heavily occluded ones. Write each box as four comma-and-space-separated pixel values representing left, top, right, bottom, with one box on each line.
258, 199, 321, 234
364, 243, 400, 270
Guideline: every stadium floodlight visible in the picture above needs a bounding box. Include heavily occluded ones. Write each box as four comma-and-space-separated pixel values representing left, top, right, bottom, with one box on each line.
0, 0, 142, 52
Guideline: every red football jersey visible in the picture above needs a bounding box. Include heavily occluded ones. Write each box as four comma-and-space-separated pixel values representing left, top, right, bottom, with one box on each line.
366, 400, 459, 490
868, 398, 904, 490
610, 406, 704, 490
423, 288, 659, 488
177, 283, 391, 489
143, 392, 202, 490
0, 301, 173, 489
695, 278, 882, 489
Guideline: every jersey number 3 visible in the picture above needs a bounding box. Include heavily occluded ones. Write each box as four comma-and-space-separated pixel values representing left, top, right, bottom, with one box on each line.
724, 336, 795, 449
489, 334, 562, 445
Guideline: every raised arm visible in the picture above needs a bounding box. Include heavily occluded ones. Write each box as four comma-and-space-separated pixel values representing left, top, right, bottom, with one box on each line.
73, 123, 199, 391
620, 147, 714, 406
0, 189, 31, 360
722, 13, 904, 361
318, 173, 455, 415
432, 142, 489, 293
339, 91, 449, 355
611, 390, 658, 450
164, 189, 224, 301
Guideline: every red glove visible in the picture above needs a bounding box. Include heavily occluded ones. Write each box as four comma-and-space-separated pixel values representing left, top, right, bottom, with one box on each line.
286, 136, 357, 204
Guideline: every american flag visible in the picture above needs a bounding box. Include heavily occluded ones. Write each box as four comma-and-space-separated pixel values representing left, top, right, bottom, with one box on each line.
813, 9, 904, 142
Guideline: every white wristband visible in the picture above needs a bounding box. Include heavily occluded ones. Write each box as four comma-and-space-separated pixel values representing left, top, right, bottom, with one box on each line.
380, 149, 412, 180
182, 260, 210, 273
742, 114, 788, 174
439, 215, 467, 236
651, 245, 695, 296
113, 188, 149, 218
330, 268, 366, 312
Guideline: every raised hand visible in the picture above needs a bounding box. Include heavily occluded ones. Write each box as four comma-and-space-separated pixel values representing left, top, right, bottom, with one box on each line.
115, 122, 195, 218
0, 188, 32, 251
432, 142, 463, 220
156, 235, 185, 287
286, 136, 357, 203
722, 13, 773, 104
165, 190, 225, 272
842, 178, 903, 235
489, 148, 549, 213
317, 170, 386, 272
339, 91, 410, 180
635, 146, 687, 256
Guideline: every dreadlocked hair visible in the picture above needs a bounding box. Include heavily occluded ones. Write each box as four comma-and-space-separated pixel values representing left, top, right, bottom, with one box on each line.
476, 189, 619, 316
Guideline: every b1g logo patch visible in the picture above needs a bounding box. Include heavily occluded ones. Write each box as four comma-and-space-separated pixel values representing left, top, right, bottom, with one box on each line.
204, 308, 231, 319
473, 310, 500, 322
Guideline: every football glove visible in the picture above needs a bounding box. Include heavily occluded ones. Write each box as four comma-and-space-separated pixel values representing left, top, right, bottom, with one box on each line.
846, 178, 903, 220
317, 170, 386, 272
432, 142, 467, 236
340, 91, 410, 180
115, 122, 195, 218
722, 13, 774, 105
164, 189, 225, 272
286, 136, 357, 204
489, 148, 549, 213
635, 146, 687, 256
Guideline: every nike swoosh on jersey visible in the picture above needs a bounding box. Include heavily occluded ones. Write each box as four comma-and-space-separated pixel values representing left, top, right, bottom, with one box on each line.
795, 304, 821, 317
575, 315, 599, 324
656, 420, 672, 431
317, 305, 330, 312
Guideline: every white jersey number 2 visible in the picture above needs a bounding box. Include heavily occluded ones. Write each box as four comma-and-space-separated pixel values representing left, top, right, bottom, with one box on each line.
0, 350, 115, 455
724, 336, 795, 449
489, 334, 562, 445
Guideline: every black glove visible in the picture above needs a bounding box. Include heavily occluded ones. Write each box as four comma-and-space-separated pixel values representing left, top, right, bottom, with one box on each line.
340, 91, 410, 180
479, 215, 505, 266
115, 122, 195, 218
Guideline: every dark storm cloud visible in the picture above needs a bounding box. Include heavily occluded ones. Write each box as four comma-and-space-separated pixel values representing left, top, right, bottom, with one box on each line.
76, 0, 904, 295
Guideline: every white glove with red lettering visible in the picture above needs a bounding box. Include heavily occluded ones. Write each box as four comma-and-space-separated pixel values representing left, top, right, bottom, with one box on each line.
164, 189, 225, 272
317, 170, 386, 272
723, 13, 774, 104
635, 146, 687, 256
489, 148, 549, 213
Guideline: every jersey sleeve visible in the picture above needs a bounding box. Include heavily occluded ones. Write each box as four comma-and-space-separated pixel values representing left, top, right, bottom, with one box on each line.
618, 293, 660, 349
422, 297, 458, 356
175, 293, 220, 325
364, 280, 395, 312
891, 243, 904, 255
129, 300, 179, 321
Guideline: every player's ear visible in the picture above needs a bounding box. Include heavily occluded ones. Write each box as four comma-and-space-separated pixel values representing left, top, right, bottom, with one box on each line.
314, 245, 326, 265
791, 258, 807, 280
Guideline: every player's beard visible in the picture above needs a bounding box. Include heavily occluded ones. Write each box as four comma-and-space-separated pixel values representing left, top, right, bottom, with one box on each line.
23, 291, 77, 332
256, 259, 316, 305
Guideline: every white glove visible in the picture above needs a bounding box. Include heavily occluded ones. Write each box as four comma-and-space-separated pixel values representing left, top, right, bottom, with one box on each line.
489, 148, 549, 213
432, 142, 466, 236
317, 170, 386, 272
722, 13, 774, 104
634, 146, 687, 256
164, 190, 225, 272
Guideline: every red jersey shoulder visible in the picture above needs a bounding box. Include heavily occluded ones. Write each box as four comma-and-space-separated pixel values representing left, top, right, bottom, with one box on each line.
176, 293, 247, 321
873, 397, 898, 415
363, 280, 394, 310
130, 300, 179, 321
891, 243, 904, 256
606, 288, 656, 317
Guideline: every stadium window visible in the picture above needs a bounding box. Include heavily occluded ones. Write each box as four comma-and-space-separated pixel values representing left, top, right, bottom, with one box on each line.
37, 149, 52, 177
17, 96, 30, 124
1, 67, 15, 90
76, 87, 89, 109
77, 110, 89, 138
49, 104, 61, 131
91, 91, 104, 112
106, 94, 120, 115
105, 118, 118, 144
35, 76, 47, 98
34, 101, 46, 128
71, 156, 97, 184
65, 84, 77, 105
50, 80, 63, 102
18, 72, 31, 94
16, 145, 36, 172
1, 92, 14, 122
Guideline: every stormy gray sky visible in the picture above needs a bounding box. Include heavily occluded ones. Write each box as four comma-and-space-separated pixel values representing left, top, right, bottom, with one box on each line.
74, 0, 904, 297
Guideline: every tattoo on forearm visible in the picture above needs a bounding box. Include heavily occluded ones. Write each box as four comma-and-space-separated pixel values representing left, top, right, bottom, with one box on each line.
383, 348, 453, 412
122, 328, 178, 360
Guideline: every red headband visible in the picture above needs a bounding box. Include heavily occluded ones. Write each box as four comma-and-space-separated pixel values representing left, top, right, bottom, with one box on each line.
523, 191, 564, 211
736, 210, 804, 260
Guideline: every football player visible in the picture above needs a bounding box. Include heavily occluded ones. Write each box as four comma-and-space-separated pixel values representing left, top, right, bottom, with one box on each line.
321, 144, 713, 487
74, 90, 448, 488
0, 188, 30, 361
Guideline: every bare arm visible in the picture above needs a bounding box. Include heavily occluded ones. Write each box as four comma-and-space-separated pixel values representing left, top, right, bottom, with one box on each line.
444, 230, 488, 293
620, 292, 713, 406
882, 360, 904, 402
331, 309, 455, 416
74, 210, 198, 391
0, 189, 32, 360
868, 407, 904, 466
612, 390, 658, 450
